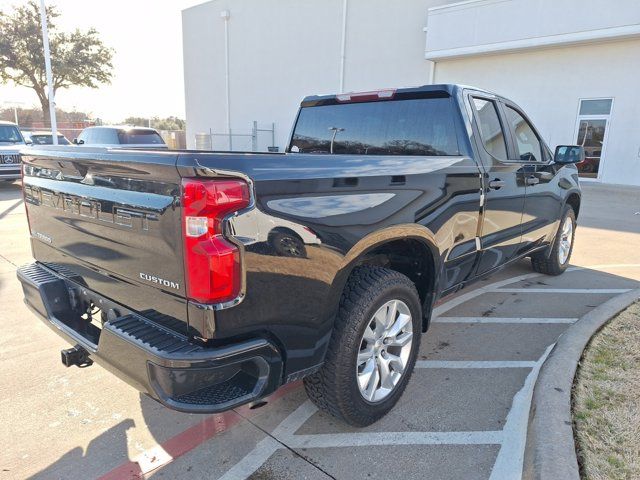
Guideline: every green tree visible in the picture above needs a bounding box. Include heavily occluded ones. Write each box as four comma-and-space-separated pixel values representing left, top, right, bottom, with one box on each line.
0, 1, 113, 126
123, 116, 186, 131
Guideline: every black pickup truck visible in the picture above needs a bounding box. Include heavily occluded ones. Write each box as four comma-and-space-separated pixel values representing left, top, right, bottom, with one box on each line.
17, 84, 583, 426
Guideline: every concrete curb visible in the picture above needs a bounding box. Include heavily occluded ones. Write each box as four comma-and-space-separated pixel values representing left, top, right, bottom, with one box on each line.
522, 288, 640, 480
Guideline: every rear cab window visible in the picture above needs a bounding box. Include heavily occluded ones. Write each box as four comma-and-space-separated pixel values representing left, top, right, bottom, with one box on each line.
31, 135, 70, 145
118, 129, 165, 145
289, 94, 460, 156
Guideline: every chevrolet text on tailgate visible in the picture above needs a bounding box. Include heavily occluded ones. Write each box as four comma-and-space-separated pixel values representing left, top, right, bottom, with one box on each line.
18, 85, 583, 426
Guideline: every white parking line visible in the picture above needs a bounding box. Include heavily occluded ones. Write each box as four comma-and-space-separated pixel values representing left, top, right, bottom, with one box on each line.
416, 360, 537, 369
433, 317, 578, 324
496, 288, 631, 294
220, 401, 317, 480
289, 430, 503, 449
218, 436, 282, 480
432, 273, 543, 317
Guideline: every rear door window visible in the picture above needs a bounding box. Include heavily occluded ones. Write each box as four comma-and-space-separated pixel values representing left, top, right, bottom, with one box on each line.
471, 98, 508, 161
289, 97, 460, 156
118, 130, 165, 145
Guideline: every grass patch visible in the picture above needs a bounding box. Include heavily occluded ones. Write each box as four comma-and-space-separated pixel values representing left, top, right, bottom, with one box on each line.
573, 301, 640, 480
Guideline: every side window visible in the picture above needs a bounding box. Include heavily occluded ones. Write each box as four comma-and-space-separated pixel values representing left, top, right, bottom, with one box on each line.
504, 106, 542, 162
471, 98, 508, 160
93, 128, 108, 144
78, 129, 91, 144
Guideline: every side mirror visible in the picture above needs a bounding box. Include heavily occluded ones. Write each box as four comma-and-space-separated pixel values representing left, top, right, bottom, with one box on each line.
554, 145, 584, 164
73, 138, 84, 145
25, 138, 33, 145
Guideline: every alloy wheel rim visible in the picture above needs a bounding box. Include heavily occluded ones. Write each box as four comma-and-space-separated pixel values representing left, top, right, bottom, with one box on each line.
280, 237, 300, 255
356, 299, 413, 403
558, 216, 573, 265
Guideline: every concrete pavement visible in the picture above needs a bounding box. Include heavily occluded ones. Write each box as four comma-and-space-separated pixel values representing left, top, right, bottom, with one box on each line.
0, 180, 639, 480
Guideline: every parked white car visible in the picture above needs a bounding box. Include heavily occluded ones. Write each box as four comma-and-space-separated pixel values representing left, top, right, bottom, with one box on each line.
0, 121, 25, 181
22, 130, 72, 146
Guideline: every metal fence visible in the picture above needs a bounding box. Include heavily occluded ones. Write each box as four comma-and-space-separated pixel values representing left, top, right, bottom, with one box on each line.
158, 130, 186, 149
195, 121, 278, 152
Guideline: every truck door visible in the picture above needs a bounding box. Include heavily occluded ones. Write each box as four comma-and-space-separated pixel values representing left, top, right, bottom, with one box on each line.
467, 94, 526, 276
501, 102, 560, 253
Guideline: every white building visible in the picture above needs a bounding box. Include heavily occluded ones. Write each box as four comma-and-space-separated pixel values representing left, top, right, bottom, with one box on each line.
182, 0, 640, 186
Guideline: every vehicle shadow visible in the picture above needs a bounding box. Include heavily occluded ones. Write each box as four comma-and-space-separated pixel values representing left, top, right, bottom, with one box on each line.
27, 419, 135, 480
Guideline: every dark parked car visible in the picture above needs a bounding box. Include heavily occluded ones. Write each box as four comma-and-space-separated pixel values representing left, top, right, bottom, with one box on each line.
0, 121, 25, 181
73, 126, 167, 149
17, 84, 583, 426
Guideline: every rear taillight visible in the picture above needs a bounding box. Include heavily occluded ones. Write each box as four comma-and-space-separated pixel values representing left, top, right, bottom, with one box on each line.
181, 178, 250, 304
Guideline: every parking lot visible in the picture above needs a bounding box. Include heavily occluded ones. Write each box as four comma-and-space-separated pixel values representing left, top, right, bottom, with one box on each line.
1, 180, 639, 480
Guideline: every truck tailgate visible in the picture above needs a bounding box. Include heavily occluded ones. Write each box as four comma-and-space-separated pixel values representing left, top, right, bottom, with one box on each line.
21, 147, 189, 333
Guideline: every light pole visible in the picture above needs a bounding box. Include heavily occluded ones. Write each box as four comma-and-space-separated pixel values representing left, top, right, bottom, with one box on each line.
221, 10, 231, 150
1, 102, 24, 126
328, 127, 344, 154
38, 0, 58, 144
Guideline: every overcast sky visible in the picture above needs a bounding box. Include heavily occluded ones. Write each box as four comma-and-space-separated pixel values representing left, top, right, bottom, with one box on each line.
0, 0, 203, 122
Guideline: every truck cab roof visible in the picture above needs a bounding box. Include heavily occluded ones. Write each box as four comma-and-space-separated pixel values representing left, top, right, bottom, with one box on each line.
300, 83, 500, 106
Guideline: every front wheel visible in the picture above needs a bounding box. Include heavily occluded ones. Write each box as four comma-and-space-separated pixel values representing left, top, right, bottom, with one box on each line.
531, 205, 576, 275
304, 266, 422, 426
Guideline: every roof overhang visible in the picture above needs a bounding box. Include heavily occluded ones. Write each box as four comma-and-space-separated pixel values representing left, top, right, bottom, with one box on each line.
425, 0, 640, 61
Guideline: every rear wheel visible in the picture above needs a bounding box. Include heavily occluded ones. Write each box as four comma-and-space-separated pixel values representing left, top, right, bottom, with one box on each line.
304, 266, 421, 426
269, 231, 307, 258
531, 205, 576, 275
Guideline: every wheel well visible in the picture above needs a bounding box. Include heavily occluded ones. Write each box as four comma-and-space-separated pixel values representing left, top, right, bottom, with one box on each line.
355, 238, 436, 332
566, 193, 581, 218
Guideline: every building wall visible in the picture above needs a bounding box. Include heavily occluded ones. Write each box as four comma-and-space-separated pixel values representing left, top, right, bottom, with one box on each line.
182, 0, 448, 150
425, 0, 640, 57
433, 38, 640, 186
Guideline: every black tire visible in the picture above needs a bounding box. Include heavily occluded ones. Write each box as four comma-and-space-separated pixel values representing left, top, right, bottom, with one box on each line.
269, 231, 307, 258
303, 266, 422, 426
531, 205, 576, 275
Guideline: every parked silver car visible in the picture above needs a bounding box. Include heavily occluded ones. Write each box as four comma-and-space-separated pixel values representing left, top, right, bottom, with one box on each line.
73, 126, 167, 149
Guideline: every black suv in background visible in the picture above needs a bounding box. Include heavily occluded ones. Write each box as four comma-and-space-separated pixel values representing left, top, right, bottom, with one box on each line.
74, 126, 167, 149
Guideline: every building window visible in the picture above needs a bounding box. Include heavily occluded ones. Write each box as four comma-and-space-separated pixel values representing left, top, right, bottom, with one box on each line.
575, 98, 613, 180
579, 99, 612, 116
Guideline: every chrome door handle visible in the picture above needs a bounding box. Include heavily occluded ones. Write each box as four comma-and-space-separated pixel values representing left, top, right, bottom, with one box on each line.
525, 176, 540, 186
488, 179, 505, 190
